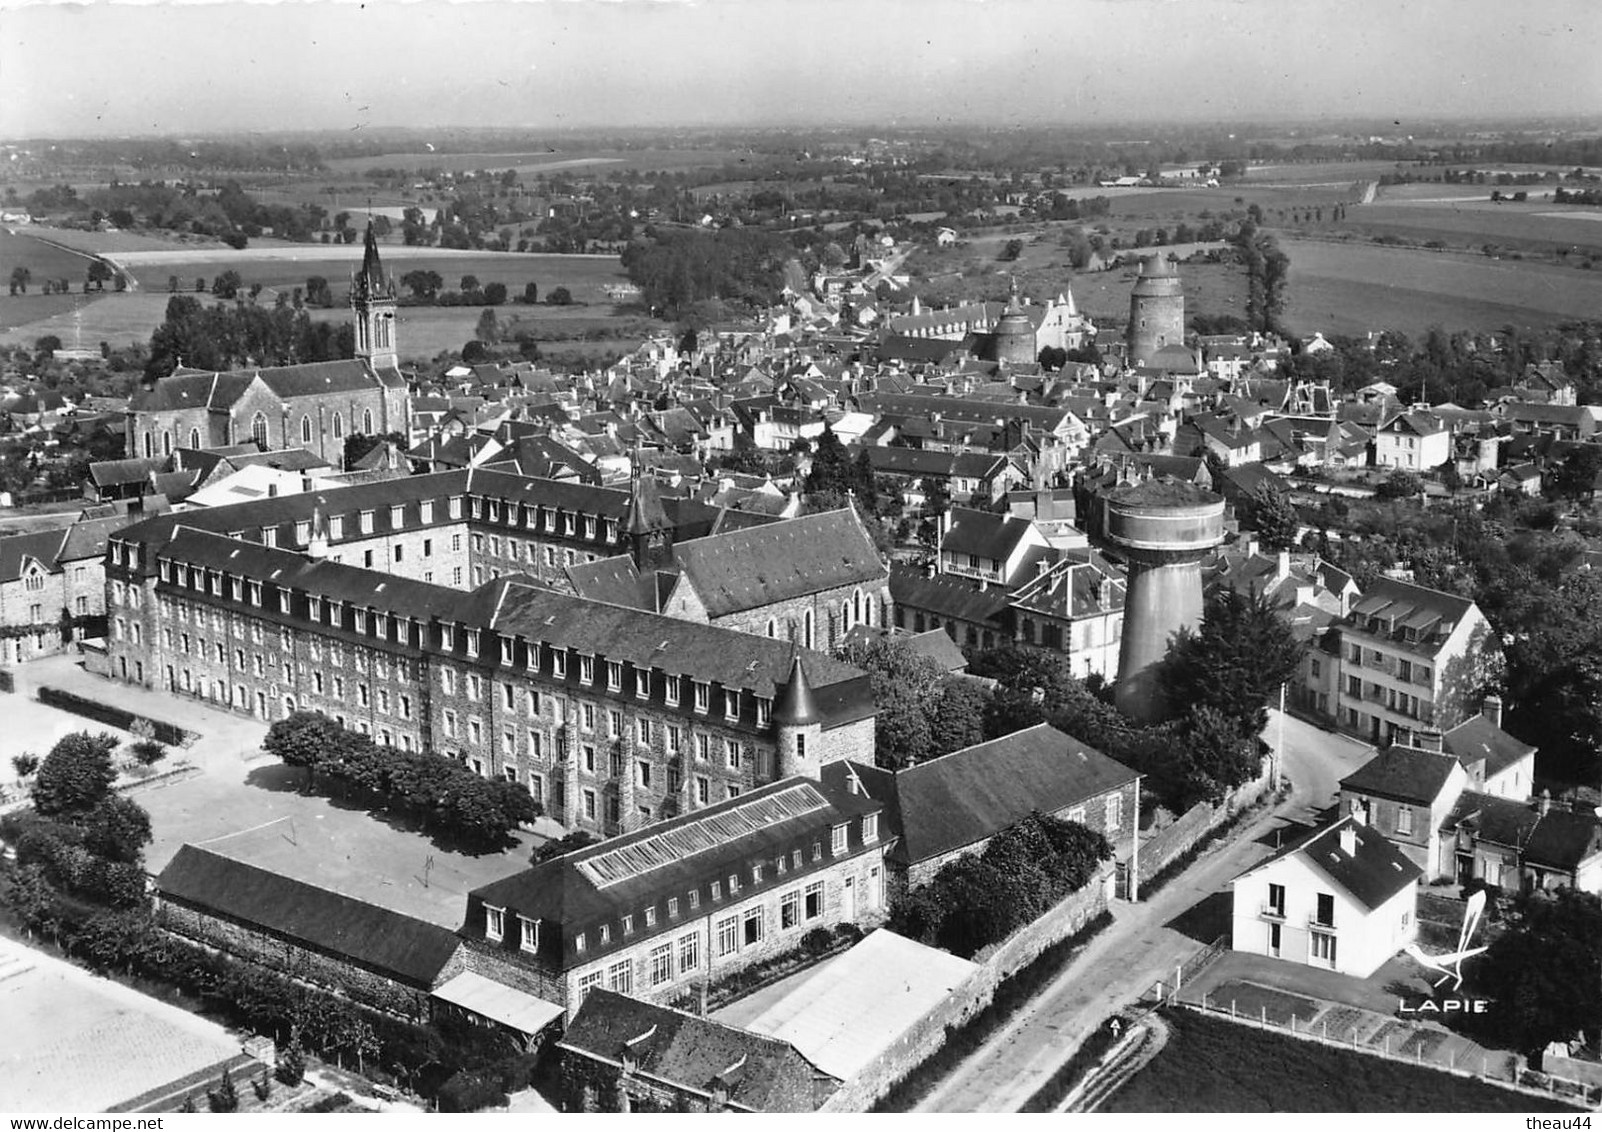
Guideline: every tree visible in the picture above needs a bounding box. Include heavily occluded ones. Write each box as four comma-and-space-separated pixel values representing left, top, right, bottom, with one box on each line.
1171, 704, 1260, 808
929, 680, 991, 756
546, 286, 573, 305
1480, 888, 1602, 1057
1547, 445, 1602, 501
32, 732, 119, 817
1375, 469, 1425, 500
400, 269, 443, 300
835, 636, 945, 769
211, 270, 242, 300
1161, 588, 1307, 734
81, 795, 153, 865
11, 752, 39, 779
482, 281, 507, 306
1242, 482, 1300, 550
802, 425, 852, 498
459, 274, 480, 294
521, 281, 538, 304
474, 308, 502, 345
8, 266, 30, 295
263, 711, 346, 790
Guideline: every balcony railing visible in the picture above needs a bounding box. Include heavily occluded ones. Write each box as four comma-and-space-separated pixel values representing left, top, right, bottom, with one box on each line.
1260, 903, 1287, 920
1309, 913, 1336, 930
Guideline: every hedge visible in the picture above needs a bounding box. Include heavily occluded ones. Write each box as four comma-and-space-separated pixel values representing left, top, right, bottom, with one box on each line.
37, 687, 195, 747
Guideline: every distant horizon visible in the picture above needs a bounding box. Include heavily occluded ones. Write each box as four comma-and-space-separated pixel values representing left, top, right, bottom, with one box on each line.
4, 0, 1599, 140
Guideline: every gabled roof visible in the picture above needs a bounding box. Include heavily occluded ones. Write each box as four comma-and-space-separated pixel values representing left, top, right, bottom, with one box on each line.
1340, 745, 1461, 806
1235, 815, 1421, 912
1522, 808, 1602, 871
156, 845, 460, 987
888, 564, 1010, 625
670, 509, 886, 618
1442, 715, 1536, 782
0, 528, 66, 582
560, 990, 833, 1112
844, 723, 1139, 865
940, 507, 1037, 562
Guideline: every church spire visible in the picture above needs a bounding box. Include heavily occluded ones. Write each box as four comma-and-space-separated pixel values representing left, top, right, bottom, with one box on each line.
350, 223, 398, 371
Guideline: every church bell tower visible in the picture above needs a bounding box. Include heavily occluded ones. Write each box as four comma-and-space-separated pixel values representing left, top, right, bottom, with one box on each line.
350, 224, 398, 372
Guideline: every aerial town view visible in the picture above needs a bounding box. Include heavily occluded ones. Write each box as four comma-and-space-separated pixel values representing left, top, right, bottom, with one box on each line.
2, 0, 1601, 1119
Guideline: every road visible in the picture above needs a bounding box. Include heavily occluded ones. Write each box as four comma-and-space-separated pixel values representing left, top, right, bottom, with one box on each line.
914, 709, 1374, 1112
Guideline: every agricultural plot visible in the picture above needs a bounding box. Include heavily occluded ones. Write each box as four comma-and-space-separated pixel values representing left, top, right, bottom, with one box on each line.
13, 225, 210, 256
0, 227, 102, 283
0, 292, 170, 347
1334, 198, 1602, 256
301, 304, 667, 363
1277, 238, 1602, 338
1103, 1008, 1574, 1113
320, 148, 753, 175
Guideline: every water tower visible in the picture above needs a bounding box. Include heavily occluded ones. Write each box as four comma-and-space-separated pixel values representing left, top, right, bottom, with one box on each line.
1106, 477, 1225, 722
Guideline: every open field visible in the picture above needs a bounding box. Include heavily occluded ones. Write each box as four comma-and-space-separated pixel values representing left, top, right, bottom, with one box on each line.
1103, 1008, 1574, 1113
320, 148, 756, 175
1, 226, 104, 280
1277, 237, 1602, 338
0, 292, 169, 347
106, 242, 627, 296
1335, 198, 1602, 256
15, 225, 216, 256
1105, 183, 1364, 221
302, 303, 667, 362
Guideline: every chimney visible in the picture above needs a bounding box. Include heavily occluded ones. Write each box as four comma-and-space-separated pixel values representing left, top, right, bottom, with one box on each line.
1339, 821, 1359, 857
1244, 536, 1259, 559
1415, 729, 1443, 753
1277, 549, 1290, 581
1483, 693, 1503, 729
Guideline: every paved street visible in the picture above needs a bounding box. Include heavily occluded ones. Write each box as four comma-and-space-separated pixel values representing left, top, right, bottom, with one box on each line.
914, 708, 1374, 1112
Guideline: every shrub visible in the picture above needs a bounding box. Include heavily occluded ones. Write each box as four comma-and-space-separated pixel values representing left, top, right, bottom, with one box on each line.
802, 927, 834, 956
131, 740, 167, 766
208, 1068, 239, 1113
252, 1069, 273, 1102
832, 922, 865, 946
301, 1092, 353, 1114
10, 753, 38, 778
276, 1038, 306, 1086
437, 1069, 509, 1113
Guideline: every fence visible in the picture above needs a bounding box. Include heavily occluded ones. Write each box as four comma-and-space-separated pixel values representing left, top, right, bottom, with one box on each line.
1141, 935, 1228, 1006
1169, 998, 1601, 1109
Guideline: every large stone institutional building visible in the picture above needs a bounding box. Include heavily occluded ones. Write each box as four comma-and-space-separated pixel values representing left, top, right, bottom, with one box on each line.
103, 470, 878, 837
125, 228, 408, 467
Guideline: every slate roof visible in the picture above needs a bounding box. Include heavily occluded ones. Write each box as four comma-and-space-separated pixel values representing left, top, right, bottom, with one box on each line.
669, 510, 886, 618
1237, 815, 1421, 912
1340, 746, 1461, 806
560, 990, 833, 1111
156, 845, 460, 987
1443, 715, 1536, 783
888, 565, 1011, 625
940, 507, 1036, 561
1522, 808, 1602, 871
846, 723, 1140, 866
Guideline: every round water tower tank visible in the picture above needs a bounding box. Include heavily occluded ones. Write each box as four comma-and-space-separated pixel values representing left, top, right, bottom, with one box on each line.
1104, 478, 1225, 557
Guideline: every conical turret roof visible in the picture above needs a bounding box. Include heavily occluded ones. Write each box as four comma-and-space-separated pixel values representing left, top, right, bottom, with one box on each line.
772, 651, 822, 727
625, 472, 670, 536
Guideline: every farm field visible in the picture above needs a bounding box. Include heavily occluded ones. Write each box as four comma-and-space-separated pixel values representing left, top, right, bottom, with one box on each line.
0, 227, 103, 284
1335, 198, 1602, 256
1276, 238, 1602, 338
1103, 1008, 1574, 1113
301, 303, 667, 363
105, 242, 627, 298
320, 148, 755, 175
0, 292, 169, 347
14, 225, 214, 256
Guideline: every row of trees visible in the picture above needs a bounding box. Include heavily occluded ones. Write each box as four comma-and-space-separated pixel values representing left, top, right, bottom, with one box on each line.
263, 712, 538, 850
145, 294, 354, 381
888, 812, 1112, 958
621, 227, 793, 317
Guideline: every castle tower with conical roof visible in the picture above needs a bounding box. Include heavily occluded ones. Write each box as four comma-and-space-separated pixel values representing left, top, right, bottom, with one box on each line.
1127, 253, 1184, 368
994, 278, 1036, 366
624, 472, 674, 570
350, 225, 398, 371
774, 651, 824, 780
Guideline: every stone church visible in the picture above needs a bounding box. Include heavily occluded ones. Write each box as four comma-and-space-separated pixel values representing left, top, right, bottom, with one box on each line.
125, 227, 409, 468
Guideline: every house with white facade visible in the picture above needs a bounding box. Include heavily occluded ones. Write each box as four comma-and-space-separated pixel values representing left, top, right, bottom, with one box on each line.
1230, 815, 1421, 978
1374, 412, 1451, 472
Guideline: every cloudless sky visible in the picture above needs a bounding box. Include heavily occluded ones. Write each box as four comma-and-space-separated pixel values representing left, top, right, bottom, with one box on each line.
2, 0, 1599, 138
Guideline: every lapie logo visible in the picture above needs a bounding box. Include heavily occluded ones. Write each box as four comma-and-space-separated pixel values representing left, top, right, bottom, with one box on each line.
1399, 889, 1491, 1013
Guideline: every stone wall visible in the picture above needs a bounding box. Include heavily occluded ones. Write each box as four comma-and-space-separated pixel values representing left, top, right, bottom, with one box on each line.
1136, 756, 1273, 890
156, 898, 447, 1021
819, 861, 1113, 1112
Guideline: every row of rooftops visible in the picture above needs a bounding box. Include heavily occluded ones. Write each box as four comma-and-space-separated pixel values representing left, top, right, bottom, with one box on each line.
137, 525, 873, 730
1340, 576, 1476, 650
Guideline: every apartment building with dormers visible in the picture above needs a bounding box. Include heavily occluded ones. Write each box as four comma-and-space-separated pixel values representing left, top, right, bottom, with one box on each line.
1324, 577, 1501, 748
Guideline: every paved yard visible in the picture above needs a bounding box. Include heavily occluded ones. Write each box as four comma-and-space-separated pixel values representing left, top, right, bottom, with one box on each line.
11, 653, 553, 928
0, 933, 243, 1112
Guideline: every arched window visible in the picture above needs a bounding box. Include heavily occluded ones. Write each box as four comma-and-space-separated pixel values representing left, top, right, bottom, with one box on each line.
803, 610, 814, 651
863, 593, 874, 628
362, 409, 373, 434
841, 600, 851, 632
142, 431, 153, 458
332, 412, 343, 439
188, 428, 200, 450
853, 589, 862, 625
251, 412, 269, 449
301, 415, 312, 444
765, 619, 776, 639
161, 430, 171, 456
283, 695, 296, 718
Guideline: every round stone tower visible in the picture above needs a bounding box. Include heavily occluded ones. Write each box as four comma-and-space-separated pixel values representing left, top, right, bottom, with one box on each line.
994, 280, 1037, 366
1105, 477, 1225, 722
1127, 254, 1185, 368
773, 652, 824, 781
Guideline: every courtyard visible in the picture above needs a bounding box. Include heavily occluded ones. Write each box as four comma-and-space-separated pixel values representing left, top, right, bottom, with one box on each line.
8, 652, 553, 929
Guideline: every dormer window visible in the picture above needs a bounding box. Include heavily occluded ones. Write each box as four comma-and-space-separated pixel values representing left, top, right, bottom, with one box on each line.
359, 510, 374, 535
295, 521, 310, 545
329, 515, 344, 540
466, 630, 479, 658
666, 675, 681, 706
724, 690, 739, 721
581, 655, 595, 685
442, 624, 456, 650
354, 608, 367, 634
636, 670, 650, 699
390, 505, 404, 528
448, 496, 463, 520
863, 813, 879, 844
584, 516, 597, 540
757, 698, 771, 727
752, 863, 763, 884
520, 916, 540, 952
327, 600, 341, 626
599, 924, 611, 945
248, 582, 262, 607
553, 651, 568, 679
607, 661, 622, 692
694, 682, 710, 714
484, 905, 505, 942
278, 588, 292, 614
159, 560, 173, 582
605, 519, 619, 543
230, 577, 243, 601
420, 500, 434, 524
261, 527, 277, 548
622, 914, 634, 937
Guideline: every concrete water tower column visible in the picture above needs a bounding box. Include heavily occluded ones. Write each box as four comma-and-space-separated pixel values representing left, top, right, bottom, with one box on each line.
1105, 478, 1225, 722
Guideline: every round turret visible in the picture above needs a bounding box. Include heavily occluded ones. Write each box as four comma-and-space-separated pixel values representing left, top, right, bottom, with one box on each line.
1127, 254, 1185, 368
994, 288, 1036, 366
774, 653, 824, 780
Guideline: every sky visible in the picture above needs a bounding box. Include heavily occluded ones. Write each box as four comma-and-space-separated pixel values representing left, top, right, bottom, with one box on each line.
2, 0, 1599, 138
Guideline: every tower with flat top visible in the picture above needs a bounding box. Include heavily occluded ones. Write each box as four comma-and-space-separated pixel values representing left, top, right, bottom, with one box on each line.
1106, 477, 1225, 722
